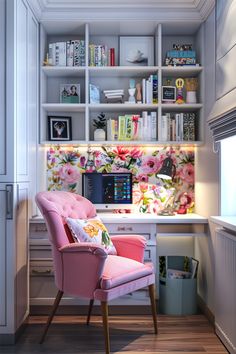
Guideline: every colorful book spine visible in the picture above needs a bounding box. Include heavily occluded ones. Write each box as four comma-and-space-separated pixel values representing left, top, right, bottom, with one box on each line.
124, 115, 133, 140
152, 75, 158, 104
118, 116, 126, 140
188, 113, 196, 141
66, 41, 74, 66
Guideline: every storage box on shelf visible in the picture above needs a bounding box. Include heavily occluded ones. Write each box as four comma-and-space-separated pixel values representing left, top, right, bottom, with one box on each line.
39, 22, 204, 145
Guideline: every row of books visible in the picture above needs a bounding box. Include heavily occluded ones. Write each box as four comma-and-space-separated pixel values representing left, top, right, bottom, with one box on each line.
89, 44, 108, 67
48, 40, 85, 66
107, 111, 157, 141
159, 112, 196, 141
142, 75, 158, 104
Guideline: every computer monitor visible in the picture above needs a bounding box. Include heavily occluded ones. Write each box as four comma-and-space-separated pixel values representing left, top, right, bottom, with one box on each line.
82, 172, 133, 210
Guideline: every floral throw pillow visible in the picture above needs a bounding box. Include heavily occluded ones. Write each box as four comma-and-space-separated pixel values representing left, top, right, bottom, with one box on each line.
66, 216, 117, 255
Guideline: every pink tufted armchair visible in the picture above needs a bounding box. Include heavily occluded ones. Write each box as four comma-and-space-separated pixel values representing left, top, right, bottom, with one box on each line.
35, 191, 157, 354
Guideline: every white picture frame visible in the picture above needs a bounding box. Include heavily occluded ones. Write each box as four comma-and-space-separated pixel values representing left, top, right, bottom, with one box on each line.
119, 36, 154, 66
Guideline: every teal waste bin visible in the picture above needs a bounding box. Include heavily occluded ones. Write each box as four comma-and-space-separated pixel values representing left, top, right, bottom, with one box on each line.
159, 256, 198, 315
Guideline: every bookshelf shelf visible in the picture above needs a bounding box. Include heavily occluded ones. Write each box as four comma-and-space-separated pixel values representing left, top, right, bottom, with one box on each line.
39, 22, 204, 145
161, 66, 203, 77
41, 103, 86, 112
161, 103, 203, 111
42, 66, 86, 77
88, 66, 159, 78
88, 103, 158, 112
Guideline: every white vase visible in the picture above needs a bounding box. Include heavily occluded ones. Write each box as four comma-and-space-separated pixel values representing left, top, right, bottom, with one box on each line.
94, 128, 106, 141
186, 91, 197, 104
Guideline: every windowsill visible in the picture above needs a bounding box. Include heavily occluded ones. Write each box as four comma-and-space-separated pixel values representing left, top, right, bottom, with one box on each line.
210, 216, 236, 233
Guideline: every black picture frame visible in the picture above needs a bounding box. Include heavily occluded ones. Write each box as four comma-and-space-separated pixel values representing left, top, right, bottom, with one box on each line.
162, 86, 176, 102
48, 116, 72, 141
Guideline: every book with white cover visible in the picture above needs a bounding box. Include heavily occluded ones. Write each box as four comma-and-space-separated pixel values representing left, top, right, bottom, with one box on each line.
161, 115, 168, 141
150, 111, 157, 140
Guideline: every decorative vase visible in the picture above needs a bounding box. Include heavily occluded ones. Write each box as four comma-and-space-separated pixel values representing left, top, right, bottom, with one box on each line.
185, 78, 198, 103
94, 128, 106, 141
186, 91, 197, 104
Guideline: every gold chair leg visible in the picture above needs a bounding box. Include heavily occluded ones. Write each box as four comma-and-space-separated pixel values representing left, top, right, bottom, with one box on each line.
39, 289, 64, 344
87, 299, 94, 325
148, 284, 158, 334
101, 301, 110, 354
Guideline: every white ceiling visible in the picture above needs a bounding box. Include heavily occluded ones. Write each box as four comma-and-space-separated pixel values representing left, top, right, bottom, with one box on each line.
28, 0, 215, 23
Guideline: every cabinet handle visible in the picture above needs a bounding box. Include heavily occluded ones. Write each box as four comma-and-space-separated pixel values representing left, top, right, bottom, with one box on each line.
117, 226, 133, 231
31, 269, 52, 275
6, 184, 13, 220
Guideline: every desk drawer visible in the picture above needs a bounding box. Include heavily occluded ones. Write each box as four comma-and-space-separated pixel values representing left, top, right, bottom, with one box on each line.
30, 259, 57, 299
107, 223, 156, 244
30, 259, 54, 277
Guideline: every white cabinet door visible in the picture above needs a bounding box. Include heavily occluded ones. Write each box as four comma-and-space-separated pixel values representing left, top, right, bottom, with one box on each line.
0, 187, 7, 328
1, 0, 38, 184
0, 0, 9, 182
0, 183, 29, 343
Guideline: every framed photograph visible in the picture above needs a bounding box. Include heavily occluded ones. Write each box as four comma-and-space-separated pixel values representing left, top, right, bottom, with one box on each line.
60, 84, 80, 104
162, 86, 176, 102
119, 36, 154, 66
48, 116, 72, 141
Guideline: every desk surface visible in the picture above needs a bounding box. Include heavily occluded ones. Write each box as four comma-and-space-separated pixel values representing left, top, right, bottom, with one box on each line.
31, 213, 208, 224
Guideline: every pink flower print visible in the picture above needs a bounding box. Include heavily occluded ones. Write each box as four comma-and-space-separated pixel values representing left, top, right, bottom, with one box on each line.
111, 165, 129, 173
58, 163, 80, 184
130, 148, 143, 159
113, 146, 129, 161
132, 188, 143, 205
136, 173, 149, 183
94, 150, 101, 158
179, 163, 194, 184
141, 156, 161, 175
80, 156, 86, 167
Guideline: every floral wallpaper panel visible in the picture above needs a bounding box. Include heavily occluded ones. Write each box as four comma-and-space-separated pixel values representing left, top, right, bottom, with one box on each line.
47, 145, 195, 214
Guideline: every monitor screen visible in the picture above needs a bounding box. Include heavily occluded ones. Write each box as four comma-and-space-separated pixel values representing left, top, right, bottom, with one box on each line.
82, 172, 133, 209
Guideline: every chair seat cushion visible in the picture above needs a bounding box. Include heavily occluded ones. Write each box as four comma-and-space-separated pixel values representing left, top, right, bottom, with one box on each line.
100, 255, 153, 290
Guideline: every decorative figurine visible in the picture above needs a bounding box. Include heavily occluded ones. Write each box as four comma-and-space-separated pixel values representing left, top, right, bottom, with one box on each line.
128, 79, 136, 103
185, 78, 198, 103
43, 53, 50, 66
175, 77, 185, 104
136, 83, 142, 103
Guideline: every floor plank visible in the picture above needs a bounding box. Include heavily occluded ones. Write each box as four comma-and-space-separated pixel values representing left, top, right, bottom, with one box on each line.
0, 315, 228, 353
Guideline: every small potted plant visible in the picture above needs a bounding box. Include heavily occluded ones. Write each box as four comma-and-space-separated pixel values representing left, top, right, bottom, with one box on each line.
93, 112, 106, 141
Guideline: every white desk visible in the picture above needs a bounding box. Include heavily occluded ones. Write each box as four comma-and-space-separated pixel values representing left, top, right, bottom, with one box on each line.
29, 213, 208, 306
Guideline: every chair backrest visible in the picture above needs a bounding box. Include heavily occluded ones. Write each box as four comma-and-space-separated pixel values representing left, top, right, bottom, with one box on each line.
35, 191, 96, 249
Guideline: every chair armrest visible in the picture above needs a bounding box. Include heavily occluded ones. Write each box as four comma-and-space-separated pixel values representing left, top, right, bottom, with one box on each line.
59, 242, 106, 256
58, 242, 107, 298
111, 235, 147, 263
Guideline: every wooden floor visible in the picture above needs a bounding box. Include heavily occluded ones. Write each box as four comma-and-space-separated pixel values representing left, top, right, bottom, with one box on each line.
0, 315, 228, 354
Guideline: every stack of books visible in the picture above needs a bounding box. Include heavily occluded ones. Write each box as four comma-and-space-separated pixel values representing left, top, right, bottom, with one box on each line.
103, 89, 124, 103
142, 74, 158, 104
107, 111, 157, 141
159, 112, 196, 141
165, 44, 196, 66
48, 40, 85, 66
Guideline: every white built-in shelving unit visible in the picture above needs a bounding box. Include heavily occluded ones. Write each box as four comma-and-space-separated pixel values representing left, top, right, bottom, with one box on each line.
39, 21, 204, 146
